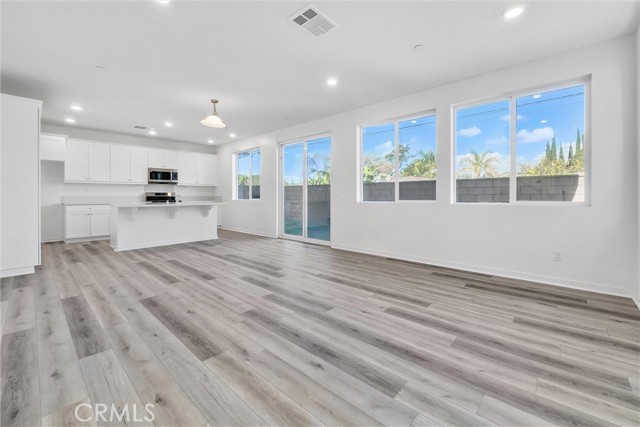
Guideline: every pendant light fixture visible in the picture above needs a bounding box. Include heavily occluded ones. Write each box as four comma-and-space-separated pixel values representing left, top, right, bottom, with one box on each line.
201, 99, 226, 128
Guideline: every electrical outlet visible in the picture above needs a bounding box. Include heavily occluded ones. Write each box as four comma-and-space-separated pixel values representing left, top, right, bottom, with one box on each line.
553, 250, 562, 261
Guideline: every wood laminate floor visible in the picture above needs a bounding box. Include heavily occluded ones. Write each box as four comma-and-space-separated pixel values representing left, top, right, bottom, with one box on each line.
1, 230, 639, 427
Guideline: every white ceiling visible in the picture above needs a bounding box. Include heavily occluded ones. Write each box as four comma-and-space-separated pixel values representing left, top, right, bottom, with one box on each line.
2, 1, 638, 146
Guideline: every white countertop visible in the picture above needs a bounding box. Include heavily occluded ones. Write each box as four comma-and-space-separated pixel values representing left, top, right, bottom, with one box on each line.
113, 201, 224, 208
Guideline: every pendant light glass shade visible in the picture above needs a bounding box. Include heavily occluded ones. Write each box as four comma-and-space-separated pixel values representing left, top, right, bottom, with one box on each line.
201, 99, 226, 128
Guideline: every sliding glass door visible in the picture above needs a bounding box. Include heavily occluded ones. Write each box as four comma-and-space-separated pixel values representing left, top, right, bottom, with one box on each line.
281, 136, 331, 243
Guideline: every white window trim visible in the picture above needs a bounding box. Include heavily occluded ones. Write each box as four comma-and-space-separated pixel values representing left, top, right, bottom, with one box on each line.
358, 110, 438, 203
451, 77, 591, 206
233, 147, 261, 201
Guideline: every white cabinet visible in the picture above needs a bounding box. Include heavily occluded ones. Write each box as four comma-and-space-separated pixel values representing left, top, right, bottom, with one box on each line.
90, 210, 110, 236
63, 139, 215, 187
65, 139, 110, 182
149, 149, 178, 169
130, 147, 149, 183
65, 140, 89, 181
176, 152, 217, 186
110, 145, 148, 184
110, 145, 129, 183
88, 143, 110, 181
198, 154, 218, 186
1, 94, 42, 278
40, 133, 66, 161
65, 205, 110, 241
65, 210, 91, 239
178, 152, 199, 185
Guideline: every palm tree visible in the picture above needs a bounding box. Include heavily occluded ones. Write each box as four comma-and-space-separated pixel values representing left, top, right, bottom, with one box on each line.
458, 149, 499, 178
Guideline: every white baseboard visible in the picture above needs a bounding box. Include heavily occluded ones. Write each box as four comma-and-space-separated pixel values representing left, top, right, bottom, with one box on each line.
64, 236, 110, 244
633, 297, 640, 311
331, 242, 633, 299
1, 266, 35, 278
220, 226, 277, 238
41, 237, 63, 243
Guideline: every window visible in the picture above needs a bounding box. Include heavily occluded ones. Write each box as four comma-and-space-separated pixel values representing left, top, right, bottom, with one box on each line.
235, 148, 260, 200
361, 113, 436, 202
455, 100, 510, 203
516, 85, 585, 202
454, 81, 587, 203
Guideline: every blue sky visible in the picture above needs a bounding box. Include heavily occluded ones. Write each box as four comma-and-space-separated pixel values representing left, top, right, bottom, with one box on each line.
455, 85, 585, 175
283, 137, 331, 184
362, 115, 437, 178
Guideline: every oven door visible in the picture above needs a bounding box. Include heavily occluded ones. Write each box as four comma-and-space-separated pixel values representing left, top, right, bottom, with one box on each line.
148, 169, 173, 183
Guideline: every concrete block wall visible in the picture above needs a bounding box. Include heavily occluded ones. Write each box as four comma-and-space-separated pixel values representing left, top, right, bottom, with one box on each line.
281, 175, 582, 221
283, 185, 331, 227
516, 175, 584, 202
362, 174, 583, 203
237, 185, 261, 199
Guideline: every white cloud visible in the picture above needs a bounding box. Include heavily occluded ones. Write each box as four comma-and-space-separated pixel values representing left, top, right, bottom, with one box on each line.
374, 140, 394, 155
457, 126, 481, 137
517, 127, 554, 143
500, 114, 523, 122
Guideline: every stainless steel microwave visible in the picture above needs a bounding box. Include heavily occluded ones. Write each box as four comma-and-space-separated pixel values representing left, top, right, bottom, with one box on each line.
148, 168, 178, 184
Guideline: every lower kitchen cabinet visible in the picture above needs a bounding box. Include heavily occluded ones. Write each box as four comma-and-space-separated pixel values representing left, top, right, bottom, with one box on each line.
64, 205, 111, 242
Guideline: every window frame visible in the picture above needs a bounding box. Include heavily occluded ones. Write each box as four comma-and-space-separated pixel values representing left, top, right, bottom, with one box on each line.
451, 77, 591, 206
233, 147, 261, 201
358, 109, 438, 203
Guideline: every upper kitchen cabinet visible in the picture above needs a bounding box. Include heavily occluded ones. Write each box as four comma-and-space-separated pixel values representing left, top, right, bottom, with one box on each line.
148, 149, 178, 169
65, 139, 110, 182
40, 133, 66, 161
178, 152, 199, 185
198, 153, 217, 186
110, 145, 148, 184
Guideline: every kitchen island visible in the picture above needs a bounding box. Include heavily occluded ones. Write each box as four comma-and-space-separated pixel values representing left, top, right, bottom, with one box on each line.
110, 201, 223, 251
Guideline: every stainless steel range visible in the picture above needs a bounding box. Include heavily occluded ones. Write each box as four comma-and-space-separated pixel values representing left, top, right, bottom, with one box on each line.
145, 192, 177, 204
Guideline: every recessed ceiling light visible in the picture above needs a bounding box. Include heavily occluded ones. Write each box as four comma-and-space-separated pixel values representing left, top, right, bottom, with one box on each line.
229, 133, 236, 138
411, 120, 417, 124
326, 77, 338, 87
532, 94, 541, 99
541, 119, 548, 124
64, 118, 76, 124
157, 0, 170, 4
70, 105, 83, 111
502, 6, 524, 20
164, 121, 173, 127
148, 130, 157, 135
207, 139, 214, 144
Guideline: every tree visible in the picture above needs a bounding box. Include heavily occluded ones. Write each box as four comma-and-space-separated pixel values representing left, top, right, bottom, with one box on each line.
558, 146, 565, 164
458, 150, 500, 178
545, 142, 551, 161
568, 143, 574, 161
402, 150, 436, 179
550, 137, 558, 162
307, 152, 330, 185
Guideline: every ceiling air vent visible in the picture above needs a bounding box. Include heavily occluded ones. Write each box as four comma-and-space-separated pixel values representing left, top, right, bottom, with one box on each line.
289, 5, 337, 36
134, 125, 150, 130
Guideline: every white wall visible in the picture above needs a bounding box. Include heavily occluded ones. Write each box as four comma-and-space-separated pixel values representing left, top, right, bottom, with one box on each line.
40, 126, 218, 241
217, 35, 638, 298
42, 124, 217, 154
